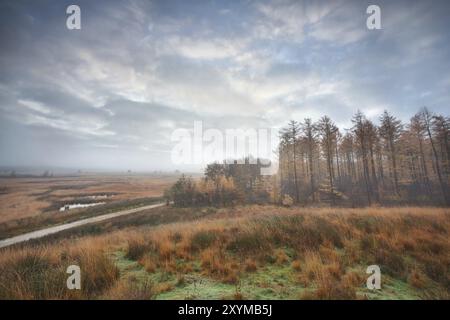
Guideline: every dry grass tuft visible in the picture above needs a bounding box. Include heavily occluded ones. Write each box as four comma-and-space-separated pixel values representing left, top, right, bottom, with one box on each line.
244, 259, 258, 272
291, 260, 302, 272
104, 278, 153, 300
408, 268, 428, 289
0, 239, 118, 299
315, 274, 357, 300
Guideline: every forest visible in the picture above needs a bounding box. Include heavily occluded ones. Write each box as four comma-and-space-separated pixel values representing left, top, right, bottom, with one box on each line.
168, 107, 450, 207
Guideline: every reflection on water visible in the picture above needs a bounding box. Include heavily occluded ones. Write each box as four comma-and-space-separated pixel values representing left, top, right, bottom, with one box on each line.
59, 202, 106, 212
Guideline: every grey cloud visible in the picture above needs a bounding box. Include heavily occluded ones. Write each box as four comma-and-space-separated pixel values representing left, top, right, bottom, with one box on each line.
0, 0, 449, 171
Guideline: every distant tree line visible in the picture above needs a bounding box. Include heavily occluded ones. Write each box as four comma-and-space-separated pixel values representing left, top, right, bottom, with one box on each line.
168, 107, 449, 208
278, 107, 450, 206
165, 158, 274, 207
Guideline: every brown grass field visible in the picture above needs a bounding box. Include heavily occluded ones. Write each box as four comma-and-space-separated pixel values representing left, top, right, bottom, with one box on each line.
0, 205, 449, 300
0, 174, 179, 239
0, 174, 178, 223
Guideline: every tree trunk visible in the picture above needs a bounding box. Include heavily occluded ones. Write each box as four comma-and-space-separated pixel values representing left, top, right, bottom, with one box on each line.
426, 125, 449, 205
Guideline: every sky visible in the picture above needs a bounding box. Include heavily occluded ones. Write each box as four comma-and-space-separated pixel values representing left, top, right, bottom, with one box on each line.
0, 0, 449, 172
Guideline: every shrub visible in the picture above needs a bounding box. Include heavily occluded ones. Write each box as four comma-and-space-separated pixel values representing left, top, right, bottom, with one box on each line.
281, 195, 294, 207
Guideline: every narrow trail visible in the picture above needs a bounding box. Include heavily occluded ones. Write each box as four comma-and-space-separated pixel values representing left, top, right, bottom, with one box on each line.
0, 202, 165, 249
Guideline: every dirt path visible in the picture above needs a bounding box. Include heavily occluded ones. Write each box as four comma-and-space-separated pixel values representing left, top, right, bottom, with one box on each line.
0, 202, 165, 249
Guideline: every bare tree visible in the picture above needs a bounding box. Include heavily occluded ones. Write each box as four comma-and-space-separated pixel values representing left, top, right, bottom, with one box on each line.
302, 118, 318, 202
365, 120, 380, 202
317, 116, 338, 202
352, 111, 372, 205
409, 113, 431, 194
276, 108, 449, 207
421, 107, 449, 205
379, 110, 403, 196
280, 121, 301, 203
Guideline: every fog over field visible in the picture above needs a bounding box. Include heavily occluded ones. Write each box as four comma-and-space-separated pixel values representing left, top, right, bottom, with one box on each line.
1, 0, 449, 171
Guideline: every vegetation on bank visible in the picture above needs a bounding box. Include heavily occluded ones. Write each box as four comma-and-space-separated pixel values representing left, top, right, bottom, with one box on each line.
1, 206, 448, 299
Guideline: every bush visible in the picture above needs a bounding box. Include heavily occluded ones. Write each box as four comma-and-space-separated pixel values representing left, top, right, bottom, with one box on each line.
281, 195, 294, 207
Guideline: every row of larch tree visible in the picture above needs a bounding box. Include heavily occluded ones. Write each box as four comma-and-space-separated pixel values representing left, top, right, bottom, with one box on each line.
278, 107, 450, 206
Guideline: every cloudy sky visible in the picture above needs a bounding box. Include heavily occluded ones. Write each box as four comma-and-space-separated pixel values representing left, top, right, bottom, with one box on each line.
0, 0, 449, 171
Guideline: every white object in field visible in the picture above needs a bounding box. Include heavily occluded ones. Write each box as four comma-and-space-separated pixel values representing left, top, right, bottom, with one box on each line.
59, 202, 106, 212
